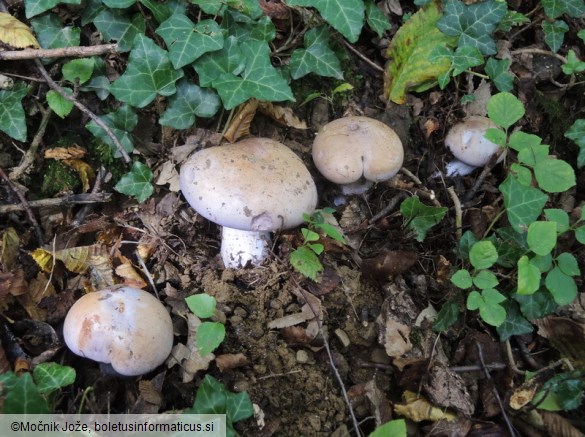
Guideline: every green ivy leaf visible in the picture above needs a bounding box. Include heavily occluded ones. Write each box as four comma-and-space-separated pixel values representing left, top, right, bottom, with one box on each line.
469, 241, 498, 270
46, 89, 74, 118
31, 14, 80, 50
62, 58, 95, 85
496, 301, 533, 341
564, 119, 585, 168
451, 45, 484, 75
226, 390, 254, 423
365, 0, 392, 37
543, 209, 569, 234
2, 373, 50, 413
451, 269, 473, 289
159, 79, 221, 129
0, 83, 28, 141
85, 105, 137, 157
487, 92, 525, 129
513, 288, 558, 320
433, 298, 460, 331
286, 0, 365, 43
534, 159, 576, 193
498, 10, 530, 32
485, 58, 513, 92
541, 0, 585, 19
517, 144, 550, 167
194, 35, 245, 88
103, 0, 135, 7
185, 294, 217, 319
290, 26, 343, 80
400, 196, 448, 242
114, 161, 154, 202
110, 34, 184, 108
437, 0, 506, 55
93, 10, 146, 52
542, 20, 569, 53
25, 0, 81, 19
32, 363, 75, 395
517, 255, 541, 295
576, 226, 585, 244
534, 372, 585, 411
527, 221, 557, 256
290, 246, 323, 281
156, 15, 224, 69
197, 321, 226, 356
192, 0, 263, 19
546, 267, 577, 305
191, 374, 227, 414
467, 288, 506, 327
508, 131, 542, 152
510, 164, 533, 186
562, 50, 585, 74
473, 270, 499, 290
140, 0, 171, 23
499, 175, 548, 233
556, 252, 580, 276
369, 419, 407, 437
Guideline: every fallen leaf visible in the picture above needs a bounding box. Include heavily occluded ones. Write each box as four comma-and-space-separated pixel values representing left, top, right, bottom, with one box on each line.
215, 353, 249, 372
0, 13, 40, 49
155, 161, 180, 192
377, 316, 412, 358
224, 99, 258, 143
425, 364, 474, 416
115, 257, 147, 288
362, 250, 418, 280
63, 159, 95, 192
535, 317, 585, 369
394, 390, 457, 422
44, 145, 87, 160
1, 228, 20, 270
258, 101, 308, 129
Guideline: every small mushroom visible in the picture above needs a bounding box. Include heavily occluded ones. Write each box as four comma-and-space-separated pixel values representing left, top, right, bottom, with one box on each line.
180, 138, 318, 268
63, 286, 173, 376
312, 116, 404, 195
445, 116, 502, 168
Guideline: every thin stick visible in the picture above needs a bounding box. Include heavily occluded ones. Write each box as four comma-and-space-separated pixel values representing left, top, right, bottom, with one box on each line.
0, 192, 112, 214
368, 192, 407, 226
341, 40, 384, 73
510, 48, 567, 64
72, 166, 108, 226
34, 59, 131, 163
463, 148, 506, 204
447, 186, 462, 240
0, 167, 44, 245
0, 44, 118, 61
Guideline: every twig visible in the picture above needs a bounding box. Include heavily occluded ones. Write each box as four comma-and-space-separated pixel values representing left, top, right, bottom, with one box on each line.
0, 192, 112, 214
399, 168, 442, 207
135, 249, 158, 299
34, 59, 131, 163
0, 167, 44, 245
368, 191, 407, 226
510, 48, 567, 64
9, 103, 52, 181
450, 363, 507, 372
340, 39, 384, 73
0, 44, 118, 61
463, 148, 506, 204
477, 342, 517, 437
447, 186, 462, 240
72, 166, 108, 226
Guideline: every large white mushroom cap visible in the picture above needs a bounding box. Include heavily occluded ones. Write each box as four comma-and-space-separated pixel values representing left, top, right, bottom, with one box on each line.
63, 286, 173, 376
312, 116, 404, 187
180, 138, 318, 232
445, 116, 502, 167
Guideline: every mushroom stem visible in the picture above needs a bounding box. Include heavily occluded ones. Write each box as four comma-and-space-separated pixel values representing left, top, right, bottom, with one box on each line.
220, 227, 271, 268
340, 180, 374, 195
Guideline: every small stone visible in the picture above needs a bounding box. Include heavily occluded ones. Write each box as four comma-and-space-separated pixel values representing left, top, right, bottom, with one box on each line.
230, 315, 243, 325
370, 348, 391, 365
334, 329, 351, 348
233, 380, 250, 392
296, 349, 310, 364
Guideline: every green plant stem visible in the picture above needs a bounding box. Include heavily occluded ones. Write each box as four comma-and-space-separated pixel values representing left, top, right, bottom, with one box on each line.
465, 69, 489, 80
77, 386, 93, 414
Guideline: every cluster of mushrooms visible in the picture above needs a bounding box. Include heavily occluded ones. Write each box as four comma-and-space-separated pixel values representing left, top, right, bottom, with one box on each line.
63, 115, 502, 376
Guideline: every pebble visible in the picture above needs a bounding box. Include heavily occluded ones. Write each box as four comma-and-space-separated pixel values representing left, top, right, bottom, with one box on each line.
334, 329, 351, 348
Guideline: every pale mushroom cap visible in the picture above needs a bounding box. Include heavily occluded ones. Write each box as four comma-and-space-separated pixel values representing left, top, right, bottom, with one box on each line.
63, 286, 173, 376
180, 138, 318, 231
312, 116, 404, 184
445, 116, 502, 167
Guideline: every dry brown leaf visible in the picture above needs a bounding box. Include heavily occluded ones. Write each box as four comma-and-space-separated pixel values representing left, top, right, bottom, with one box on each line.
425, 365, 474, 416
258, 101, 308, 130
361, 250, 418, 281
155, 161, 180, 192
63, 159, 95, 192
215, 353, 249, 372
435, 255, 451, 285
535, 317, 585, 369
1, 227, 20, 270
115, 257, 147, 288
394, 390, 457, 422
137, 243, 156, 262
44, 145, 87, 160
258, 0, 291, 20
224, 99, 258, 143
0, 13, 40, 49
377, 315, 412, 358
541, 410, 583, 437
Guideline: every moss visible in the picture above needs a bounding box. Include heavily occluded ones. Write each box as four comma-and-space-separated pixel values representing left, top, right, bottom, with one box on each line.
41, 160, 80, 196
85, 139, 127, 184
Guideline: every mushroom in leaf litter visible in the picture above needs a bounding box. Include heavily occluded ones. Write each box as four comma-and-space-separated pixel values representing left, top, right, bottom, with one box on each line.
180, 138, 318, 268
63, 286, 173, 376
312, 116, 404, 195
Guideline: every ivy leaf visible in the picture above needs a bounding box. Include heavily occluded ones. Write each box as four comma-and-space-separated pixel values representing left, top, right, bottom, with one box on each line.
542, 20, 569, 53
46, 88, 74, 118
527, 221, 557, 256
2, 373, 50, 413
286, 0, 365, 43
93, 10, 146, 53
451, 269, 473, 289
226, 390, 254, 423
365, 0, 392, 37
499, 175, 548, 233
139, 0, 171, 23
62, 58, 95, 85
541, 0, 585, 18
513, 288, 558, 320
433, 298, 460, 332
385, 1, 456, 103
451, 45, 483, 75
197, 321, 226, 356
545, 267, 577, 305
193, 35, 245, 88
0, 83, 28, 141
487, 92, 525, 129
32, 363, 75, 394
556, 252, 580, 276
159, 79, 221, 129
85, 105, 137, 157
25, 0, 81, 19
185, 294, 217, 318
437, 0, 507, 55
103, 0, 135, 7
564, 119, 585, 168
290, 26, 343, 80
114, 161, 154, 203
517, 255, 541, 295
110, 34, 184, 108
400, 196, 448, 242
562, 50, 585, 74
496, 301, 533, 341
469, 241, 498, 270
485, 58, 513, 92
156, 15, 224, 69
534, 159, 576, 193
31, 14, 80, 50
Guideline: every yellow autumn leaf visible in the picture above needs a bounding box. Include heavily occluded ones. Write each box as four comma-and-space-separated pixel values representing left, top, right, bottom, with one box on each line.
394, 390, 457, 422
115, 258, 147, 289
63, 159, 95, 192
0, 13, 40, 49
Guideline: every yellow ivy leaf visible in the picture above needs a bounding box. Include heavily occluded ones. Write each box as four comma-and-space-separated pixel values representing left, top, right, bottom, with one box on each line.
0, 13, 40, 49
384, 0, 456, 104
63, 158, 95, 192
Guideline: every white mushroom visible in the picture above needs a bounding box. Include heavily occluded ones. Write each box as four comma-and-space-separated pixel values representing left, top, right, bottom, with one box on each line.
63, 286, 173, 376
445, 116, 503, 168
312, 116, 404, 195
179, 138, 318, 268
